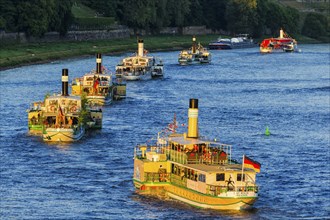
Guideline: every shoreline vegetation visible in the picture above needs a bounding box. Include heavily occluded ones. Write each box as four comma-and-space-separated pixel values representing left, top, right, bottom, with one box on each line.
0, 34, 325, 71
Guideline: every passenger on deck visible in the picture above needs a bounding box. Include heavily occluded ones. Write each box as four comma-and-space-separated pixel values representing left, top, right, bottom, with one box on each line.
43, 119, 48, 127
68, 117, 73, 127
31, 116, 36, 125
226, 175, 235, 191
180, 170, 185, 180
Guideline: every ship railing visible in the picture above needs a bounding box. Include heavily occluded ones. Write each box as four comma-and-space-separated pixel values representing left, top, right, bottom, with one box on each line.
44, 124, 78, 129
29, 102, 44, 111
165, 148, 188, 164
28, 116, 43, 126
206, 184, 258, 196
144, 172, 170, 183
164, 148, 232, 165
170, 174, 187, 187
134, 145, 164, 159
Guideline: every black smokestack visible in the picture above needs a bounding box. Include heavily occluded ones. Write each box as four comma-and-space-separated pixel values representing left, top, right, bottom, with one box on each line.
189, 98, 198, 109
62, 69, 68, 96
96, 53, 102, 74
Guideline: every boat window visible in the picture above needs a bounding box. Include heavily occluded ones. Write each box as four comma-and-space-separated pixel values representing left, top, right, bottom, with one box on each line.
198, 174, 206, 183
49, 100, 58, 105
237, 174, 246, 181
216, 173, 225, 181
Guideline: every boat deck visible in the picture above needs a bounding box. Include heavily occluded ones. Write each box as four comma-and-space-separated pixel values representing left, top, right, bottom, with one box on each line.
173, 162, 254, 173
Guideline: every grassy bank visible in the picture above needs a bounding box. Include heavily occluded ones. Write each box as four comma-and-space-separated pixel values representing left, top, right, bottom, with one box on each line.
0, 34, 325, 70
0, 35, 217, 70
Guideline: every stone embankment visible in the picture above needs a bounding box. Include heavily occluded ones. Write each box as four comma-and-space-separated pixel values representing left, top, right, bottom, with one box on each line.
1, 25, 227, 44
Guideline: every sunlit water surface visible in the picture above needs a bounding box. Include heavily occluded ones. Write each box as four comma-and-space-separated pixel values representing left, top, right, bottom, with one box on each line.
0, 44, 329, 219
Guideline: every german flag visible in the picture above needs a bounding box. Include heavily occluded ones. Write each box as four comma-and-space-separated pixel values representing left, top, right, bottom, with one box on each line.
243, 155, 261, 173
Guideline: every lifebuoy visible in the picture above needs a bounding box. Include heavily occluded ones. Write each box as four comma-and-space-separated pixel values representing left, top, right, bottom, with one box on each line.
49, 105, 55, 112
70, 106, 77, 113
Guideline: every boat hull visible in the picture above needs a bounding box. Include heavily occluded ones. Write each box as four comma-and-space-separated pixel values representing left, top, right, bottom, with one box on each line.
43, 126, 85, 142
133, 179, 257, 210
167, 191, 256, 210
260, 47, 273, 53
260, 47, 297, 53
209, 43, 232, 50
178, 59, 211, 65
122, 71, 152, 81
209, 42, 255, 50
87, 95, 112, 106
28, 124, 43, 134
200, 59, 211, 64
178, 60, 190, 65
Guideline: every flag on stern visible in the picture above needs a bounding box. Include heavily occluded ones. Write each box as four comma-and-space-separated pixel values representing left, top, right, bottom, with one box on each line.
243, 155, 261, 173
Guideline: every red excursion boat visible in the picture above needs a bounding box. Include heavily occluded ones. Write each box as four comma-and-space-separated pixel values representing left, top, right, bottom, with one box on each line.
260, 29, 298, 53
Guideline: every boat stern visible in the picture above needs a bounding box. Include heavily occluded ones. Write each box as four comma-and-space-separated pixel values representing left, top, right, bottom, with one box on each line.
133, 145, 172, 192
112, 82, 127, 100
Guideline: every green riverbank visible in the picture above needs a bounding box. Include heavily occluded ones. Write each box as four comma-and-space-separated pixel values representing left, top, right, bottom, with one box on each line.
0, 34, 323, 70
0, 35, 217, 70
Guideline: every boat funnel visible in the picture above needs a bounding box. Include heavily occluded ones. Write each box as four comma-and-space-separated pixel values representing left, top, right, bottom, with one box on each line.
192, 36, 196, 54
280, 29, 284, 38
187, 98, 199, 138
96, 53, 102, 74
138, 39, 144, 57
62, 69, 69, 96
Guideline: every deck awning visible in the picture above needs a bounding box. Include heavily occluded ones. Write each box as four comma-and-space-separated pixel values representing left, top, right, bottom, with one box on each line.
163, 135, 220, 145
42, 112, 57, 117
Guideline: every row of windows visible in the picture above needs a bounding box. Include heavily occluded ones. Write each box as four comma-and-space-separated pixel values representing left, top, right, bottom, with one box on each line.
172, 164, 245, 183
217, 173, 246, 181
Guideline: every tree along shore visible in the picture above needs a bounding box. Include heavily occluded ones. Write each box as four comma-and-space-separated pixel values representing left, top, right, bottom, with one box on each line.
0, 34, 323, 71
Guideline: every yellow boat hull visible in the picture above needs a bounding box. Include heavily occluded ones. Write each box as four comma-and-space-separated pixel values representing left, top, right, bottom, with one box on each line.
167, 184, 257, 210
260, 47, 272, 53
133, 179, 257, 210
43, 127, 84, 142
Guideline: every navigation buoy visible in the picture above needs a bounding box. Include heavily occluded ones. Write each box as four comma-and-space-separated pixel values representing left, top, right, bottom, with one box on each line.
265, 126, 271, 136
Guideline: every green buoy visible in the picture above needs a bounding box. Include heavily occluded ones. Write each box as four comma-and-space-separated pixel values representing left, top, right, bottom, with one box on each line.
265, 126, 271, 136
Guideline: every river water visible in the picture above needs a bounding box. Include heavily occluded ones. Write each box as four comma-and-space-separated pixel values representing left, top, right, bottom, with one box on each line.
0, 44, 329, 219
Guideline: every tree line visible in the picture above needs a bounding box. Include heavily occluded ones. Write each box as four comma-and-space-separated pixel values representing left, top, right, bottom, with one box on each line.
0, 0, 73, 37
0, 0, 328, 41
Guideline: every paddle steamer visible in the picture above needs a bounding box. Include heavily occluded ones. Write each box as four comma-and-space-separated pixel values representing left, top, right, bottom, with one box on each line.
28, 69, 102, 142
178, 37, 211, 65
133, 99, 260, 210
116, 39, 164, 80
71, 54, 126, 105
